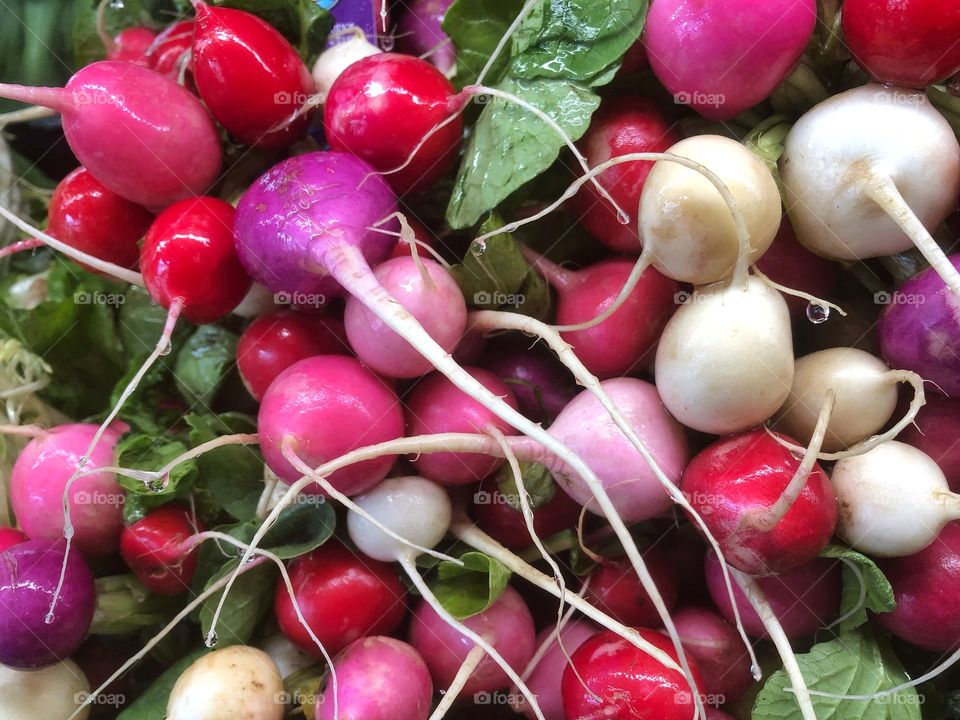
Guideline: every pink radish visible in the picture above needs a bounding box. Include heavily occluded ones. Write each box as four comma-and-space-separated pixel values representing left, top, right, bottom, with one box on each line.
900, 394, 960, 489
674, 606, 754, 704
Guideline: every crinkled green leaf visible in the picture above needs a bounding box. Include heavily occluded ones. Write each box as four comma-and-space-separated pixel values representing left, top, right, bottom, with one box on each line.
173, 325, 239, 406
116, 433, 199, 523
199, 559, 277, 646
432, 551, 511, 619
186, 413, 263, 523
442, 0, 518, 88
821, 544, 896, 633
91, 574, 177, 635
495, 461, 555, 511
117, 647, 209, 720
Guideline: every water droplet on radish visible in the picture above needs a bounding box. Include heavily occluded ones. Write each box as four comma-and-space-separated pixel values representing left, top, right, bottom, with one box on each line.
806, 302, 830, 324
616, 209, 630, 224
205, 631, 219, 648
472, 240, 486, 256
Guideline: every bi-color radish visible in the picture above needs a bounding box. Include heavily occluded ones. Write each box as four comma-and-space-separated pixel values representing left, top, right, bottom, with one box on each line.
312, 29, 381, 97
119, 504, 203, 595
0, 658, 91, 720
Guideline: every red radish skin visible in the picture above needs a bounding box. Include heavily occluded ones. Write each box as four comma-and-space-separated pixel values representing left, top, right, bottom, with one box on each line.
237, 310, 349, 401
145, 21, 195, 78
192, 2, 315, 148
572, 96, 680, 253
900, 394, 960, 490
258, 355, 405, 490
140, 197, 252, 324
705, 551, 841, 639
0, 528, 25, 552
875, 522, 960, 652
673, 606, 753, 704
324, 53, 463, 194
584, 548, 679, 628
408, 586, 535, 695
513, 620, 596, 720
10, 423, 127, 557
107, 27, 157, 63
618, 38, 649, 74
843, 0, 960, 88
681, 429, 837, 576
275, 541, 407, 656
562, 628, 704, 720
119, 504, 203, 596
47, 166, 153, 272
470, 479, 580, 550
0, 61, 222, 209
405, 368, 519, 485
389, 217, 437, 259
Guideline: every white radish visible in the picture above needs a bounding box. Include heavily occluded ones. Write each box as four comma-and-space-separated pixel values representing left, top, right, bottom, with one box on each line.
0, 659, 90, 720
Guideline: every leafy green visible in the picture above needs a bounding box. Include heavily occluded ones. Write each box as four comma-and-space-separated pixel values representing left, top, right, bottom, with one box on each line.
821, 544, 896, 633
432, 551, 511, 619
199, 559, 277, 646
91, 574, 177, 634
117, 647, 208, 720
186, 413, 263, 523
73, 0, 153, 68
1, 0, 74, 112
115, 433, 199, 523
442, 0, 517, 88
753, 629, 921, 720
174, 325, 239, 406
495, 461, 555, 511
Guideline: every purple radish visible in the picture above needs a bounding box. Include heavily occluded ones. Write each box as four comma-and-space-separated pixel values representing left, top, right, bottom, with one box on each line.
674, 606, 754, 704
0, 62, 222, 209
644, 0, 817, 120
900, 394, 960, 489
0, 539, 96, 669
397, 0, 455, 74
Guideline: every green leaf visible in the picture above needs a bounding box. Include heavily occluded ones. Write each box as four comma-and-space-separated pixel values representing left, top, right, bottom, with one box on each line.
91, 574, 177, 635
116, 433, 199, 523
117, 647, 209, 720
495, 461, 555, 511
73, 0, 152, 69
821, 544, 896, 633
442, 0, 518, 88
432, 551, 511, 619
174, 325, 239, 406
186, 413, 263, 523
753, 629, 921, 720
199, 559, 277, 646
194, 0, 332, 61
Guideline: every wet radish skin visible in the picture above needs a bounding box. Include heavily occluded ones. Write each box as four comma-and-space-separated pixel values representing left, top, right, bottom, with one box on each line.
674, 606, 753, 703
584, 548, 679, 627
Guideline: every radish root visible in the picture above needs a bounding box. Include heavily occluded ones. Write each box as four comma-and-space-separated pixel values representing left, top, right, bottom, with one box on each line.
428, 645, 485, 720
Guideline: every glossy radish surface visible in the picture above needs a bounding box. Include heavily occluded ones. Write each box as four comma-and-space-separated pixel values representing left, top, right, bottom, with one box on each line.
674, 606, 753, 703
48, 166, 153, 271
140, 196, 252, 324
192, 2, 314, 147
584, 548, 679, 627
275, 541, 407, 656
237, 309, 349, 401
324, 53, 462, 194
119, 504, 202, 596
145, 21, 195, 77
107, 27, 157, 63
0, 528, 25, 553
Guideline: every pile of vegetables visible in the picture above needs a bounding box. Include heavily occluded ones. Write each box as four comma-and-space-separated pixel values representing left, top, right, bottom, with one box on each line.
2, 0, 960, 718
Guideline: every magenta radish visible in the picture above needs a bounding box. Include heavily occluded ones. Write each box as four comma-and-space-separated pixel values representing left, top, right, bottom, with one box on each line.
879, 254, 960, 397
674, 606, 754, 704
397, 0, 454, 74
705, 551, 840, 638
0, 527, 24, 553
584, 548, 679, 627
900, 394, 960, 488
0, 539, 95, 668
344, 255, 467, 378
192, 1, 315, 148
681, 428, 836, 576
405, 368, 519, 485
781, 85, 960, 296
571, 95, 680, 253
644, 0, 816, 120
0, 658, 91, 720
312, 30, 381, 97
0, 62, 222, 208
258, 355, 404, 490
105, 27, 156, 63
10, 423, 126, 557
316, 636, 432, 720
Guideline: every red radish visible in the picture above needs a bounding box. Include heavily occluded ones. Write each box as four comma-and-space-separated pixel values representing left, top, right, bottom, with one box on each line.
705, 551, 840, 638
119, 504, 203, 596
618, 37, 649, 74
0, 61, 222, 208
237, 309, 349, 401
10, 422, 126, 557
572, 95, 679, 253
681, 429, 837, 576
584, 547, 679, 627
470, 477, 580, 550
47, 166, 153, 272
900, 394, 960, 489
644, 0, 816, 120
673, 606, 754, 704
0, 527, 25, 552
192, 1, 315, 148
875, 522, 960, 652
843, 0, 960, 88
404, 368, 519, 485
145, 21, 195, 78
106, 27, 157, 63
397, 0, 455, 75
324, 53, 463, 194
562, 628, 704, 720
275, 541, 407, 656
258, 355, 405, 490
140, 196, 252, 324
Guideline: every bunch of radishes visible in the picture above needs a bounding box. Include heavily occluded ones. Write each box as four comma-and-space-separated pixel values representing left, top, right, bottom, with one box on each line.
2, 0, 960, 719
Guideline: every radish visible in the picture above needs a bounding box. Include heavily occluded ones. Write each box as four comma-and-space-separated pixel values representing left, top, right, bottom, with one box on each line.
879, 254, 960, 397
275, 541, 407, 656
781, 85, 960, 296
397, 0, 454, 74
106, 27, 156, 62
316, 636, 432, 720
119, 504, 203, 596
259, 355, 404, 492
166, 645, 285, 720
571, 95, 680, 253
261, 633, 313, 679
831, 441, 960, 557
0, 539, 95, 668
237, 309, 349, 401
561, 628, 704, 720
47, 166, 153, 272
900, 394, 960, 489
674, 606, 754, 704
0, 659, 91, 720
843, 0, 960, 88
644, 0, 816, 120
0, 527, 25, 552
312, 29, 381, 97
681, 428, 836, 576
875, 521, 960, 652
405, 368, 519, 485
584, 549, 679, 628
10, 422, 126, 557
470, 476, 580, 550
344, 255, 467, 378
145, 20, 195, 78
0, 61, 222, 208
192, 1, 315, 148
